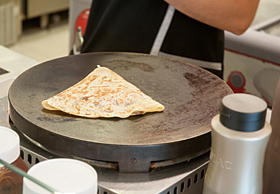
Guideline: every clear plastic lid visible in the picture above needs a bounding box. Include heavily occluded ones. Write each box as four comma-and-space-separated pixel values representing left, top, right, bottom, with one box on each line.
0, 126, 20, 168
23, 158, 98, 194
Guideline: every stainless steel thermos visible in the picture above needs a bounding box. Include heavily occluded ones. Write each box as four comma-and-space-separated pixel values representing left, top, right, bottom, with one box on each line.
203, 93, 271, 194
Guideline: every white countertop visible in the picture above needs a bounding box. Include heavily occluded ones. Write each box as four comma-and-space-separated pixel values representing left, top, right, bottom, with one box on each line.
0, 45, 39, 97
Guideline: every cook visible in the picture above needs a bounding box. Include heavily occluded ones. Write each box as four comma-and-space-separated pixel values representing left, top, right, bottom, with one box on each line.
79, 0, 260, 79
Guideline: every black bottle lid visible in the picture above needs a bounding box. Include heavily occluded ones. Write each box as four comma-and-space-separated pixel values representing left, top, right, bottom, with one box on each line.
219, 94, 267, 132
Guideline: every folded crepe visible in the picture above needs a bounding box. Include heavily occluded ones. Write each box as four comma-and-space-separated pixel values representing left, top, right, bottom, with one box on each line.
42, 66, 164, 118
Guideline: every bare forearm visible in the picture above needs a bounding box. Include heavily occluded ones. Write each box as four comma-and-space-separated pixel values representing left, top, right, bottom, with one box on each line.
165, 0, 259, 35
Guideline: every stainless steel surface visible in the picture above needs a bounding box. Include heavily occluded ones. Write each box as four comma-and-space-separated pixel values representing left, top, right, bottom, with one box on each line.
19, 141, 208, 194
9, 52, 232, 172
19, 142, 208, 194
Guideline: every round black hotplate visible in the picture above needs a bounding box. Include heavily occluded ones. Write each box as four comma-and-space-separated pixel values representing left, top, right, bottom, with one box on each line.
9, 52, 232, 172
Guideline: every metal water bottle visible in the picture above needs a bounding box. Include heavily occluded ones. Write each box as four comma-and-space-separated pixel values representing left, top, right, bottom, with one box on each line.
203, 93, 271, 194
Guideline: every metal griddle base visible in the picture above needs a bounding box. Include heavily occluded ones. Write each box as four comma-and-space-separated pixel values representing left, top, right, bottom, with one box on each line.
18, 137, 208, 194
18, 134, 208, 194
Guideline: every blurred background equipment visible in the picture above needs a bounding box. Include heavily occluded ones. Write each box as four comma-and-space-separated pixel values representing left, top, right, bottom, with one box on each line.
0, 0, 21, 46
224, 0, 280, 106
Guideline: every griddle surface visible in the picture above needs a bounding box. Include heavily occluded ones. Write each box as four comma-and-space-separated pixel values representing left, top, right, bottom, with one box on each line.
9, 53, 232, 172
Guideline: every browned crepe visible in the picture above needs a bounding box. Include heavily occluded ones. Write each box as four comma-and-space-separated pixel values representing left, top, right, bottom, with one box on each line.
42, 66, 164, 118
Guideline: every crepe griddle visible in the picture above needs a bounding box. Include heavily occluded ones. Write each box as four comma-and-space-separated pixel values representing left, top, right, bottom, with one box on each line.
9, 52, 232, 172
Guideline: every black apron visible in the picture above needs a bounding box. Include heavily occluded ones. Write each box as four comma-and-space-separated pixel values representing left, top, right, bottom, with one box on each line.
80, 0, 224, 78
